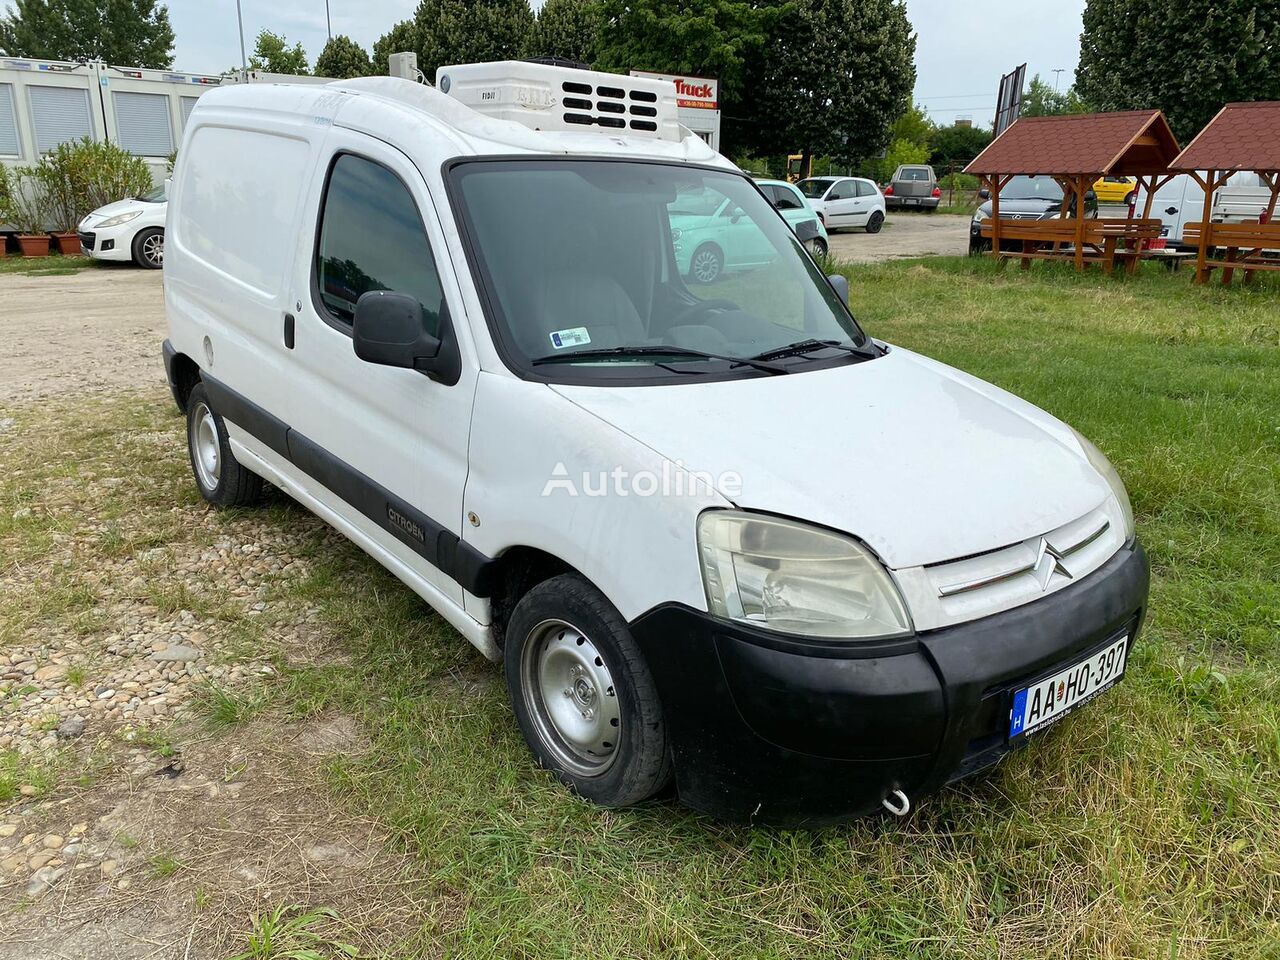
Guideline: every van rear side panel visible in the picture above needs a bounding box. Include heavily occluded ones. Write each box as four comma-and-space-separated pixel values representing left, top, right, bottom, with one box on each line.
165, 88, 331, 463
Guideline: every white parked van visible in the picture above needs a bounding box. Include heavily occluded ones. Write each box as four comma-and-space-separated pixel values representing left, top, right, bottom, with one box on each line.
1136, 172, 1277, 248
163, 63, 1149, 825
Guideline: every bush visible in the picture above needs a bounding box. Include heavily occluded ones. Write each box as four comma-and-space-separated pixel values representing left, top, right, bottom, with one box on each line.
3, 168, 53, 234
32, 139, 153, 231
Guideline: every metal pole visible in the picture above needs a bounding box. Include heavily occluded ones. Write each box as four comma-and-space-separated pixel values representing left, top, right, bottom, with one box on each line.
325, 0, 332, 39
1053, 69, 1064, 91
236, 0, 248, 73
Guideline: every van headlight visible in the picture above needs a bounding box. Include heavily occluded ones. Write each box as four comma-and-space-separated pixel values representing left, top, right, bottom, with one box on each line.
1070, 428, 1135, 543
972, 209, 988, 222
96, 210, 142, 228
697, 511, 912, 639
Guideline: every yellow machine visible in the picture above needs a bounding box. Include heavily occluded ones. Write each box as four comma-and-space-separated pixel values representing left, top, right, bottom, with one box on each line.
786, 154, 812, 183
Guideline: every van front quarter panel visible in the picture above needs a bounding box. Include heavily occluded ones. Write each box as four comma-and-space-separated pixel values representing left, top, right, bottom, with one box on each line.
462, 372, 727, 624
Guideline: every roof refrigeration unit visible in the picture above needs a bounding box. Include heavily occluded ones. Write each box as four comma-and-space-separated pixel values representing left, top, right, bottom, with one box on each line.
435, 60, 682, 142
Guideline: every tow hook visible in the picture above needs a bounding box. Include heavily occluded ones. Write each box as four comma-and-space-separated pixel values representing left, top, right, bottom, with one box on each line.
881, 789, 911, 817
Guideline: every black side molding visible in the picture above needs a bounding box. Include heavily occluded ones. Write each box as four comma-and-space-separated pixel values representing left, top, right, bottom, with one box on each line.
200, 373, 496, 597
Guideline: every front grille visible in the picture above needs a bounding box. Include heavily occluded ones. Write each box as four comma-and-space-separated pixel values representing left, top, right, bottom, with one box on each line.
78, 231, 96, 251
892, 502, 1126, 631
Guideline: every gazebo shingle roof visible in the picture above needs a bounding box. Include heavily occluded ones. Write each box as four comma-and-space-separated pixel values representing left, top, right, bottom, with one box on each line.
965, 110, 1180, 177
1170, 102, 1280, 172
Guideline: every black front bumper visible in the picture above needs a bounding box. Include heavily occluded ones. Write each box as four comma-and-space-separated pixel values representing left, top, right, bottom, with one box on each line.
629, 541, 1150, 825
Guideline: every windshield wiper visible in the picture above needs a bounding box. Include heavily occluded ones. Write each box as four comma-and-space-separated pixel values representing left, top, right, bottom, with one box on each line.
748, 338, 865, 362
532, 345, 788, 375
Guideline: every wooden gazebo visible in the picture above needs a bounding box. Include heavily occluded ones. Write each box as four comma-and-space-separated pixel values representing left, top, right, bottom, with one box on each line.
1168, 101, 1280, 284
965, 110, 1181, 272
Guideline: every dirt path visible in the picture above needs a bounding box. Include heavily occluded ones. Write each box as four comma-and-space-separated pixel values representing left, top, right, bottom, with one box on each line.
0, 267, 167, 406
827, 212, 971, 262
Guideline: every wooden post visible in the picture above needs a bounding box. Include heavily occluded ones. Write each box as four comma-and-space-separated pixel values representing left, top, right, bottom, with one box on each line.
989, 175, 1002, 262
1074, 176, 1087, 271
1193, 170, 1215, 284
1264, 171, 1279, 221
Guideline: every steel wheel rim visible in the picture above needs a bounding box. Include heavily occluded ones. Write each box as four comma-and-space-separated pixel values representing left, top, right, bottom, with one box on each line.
191, 402, 221, 490
143, 233, 163, 266
520, 618, 621, 777
692, 248, 720, 283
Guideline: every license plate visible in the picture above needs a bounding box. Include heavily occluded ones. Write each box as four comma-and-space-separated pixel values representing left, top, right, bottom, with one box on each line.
906, 198, 919, 205
1009, 635, 1129, 740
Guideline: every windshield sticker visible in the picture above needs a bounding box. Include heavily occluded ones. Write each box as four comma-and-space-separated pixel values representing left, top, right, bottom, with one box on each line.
550, 327, 591, 350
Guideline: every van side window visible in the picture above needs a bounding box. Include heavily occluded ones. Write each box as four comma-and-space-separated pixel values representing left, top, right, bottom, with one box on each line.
316, 153, 443, 333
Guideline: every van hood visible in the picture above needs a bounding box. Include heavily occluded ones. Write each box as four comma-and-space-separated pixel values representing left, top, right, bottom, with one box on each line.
550, 348, 1110, 569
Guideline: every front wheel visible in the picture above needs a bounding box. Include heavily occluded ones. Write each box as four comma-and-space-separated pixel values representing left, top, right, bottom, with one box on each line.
807, 237, 828, 258
132, 227, 164, 269
689, 244, 723, 284
505, 574, 672, 807
1124, 191, 1136, 207
865, 211, 885, 234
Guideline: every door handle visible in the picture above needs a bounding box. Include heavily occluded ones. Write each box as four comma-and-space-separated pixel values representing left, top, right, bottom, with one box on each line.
283, 313, 295, 349
1165, 207, 1179, 215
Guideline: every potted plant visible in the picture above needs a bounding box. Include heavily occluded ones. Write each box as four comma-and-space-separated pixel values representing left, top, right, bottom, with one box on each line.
0, 165, 12, 258
7, 169, 52, 257
34, 141, 87, 254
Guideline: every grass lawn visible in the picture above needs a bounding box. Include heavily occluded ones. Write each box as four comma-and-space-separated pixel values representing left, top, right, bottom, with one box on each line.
3, 258, 1278, 958
0, 251, 101, 276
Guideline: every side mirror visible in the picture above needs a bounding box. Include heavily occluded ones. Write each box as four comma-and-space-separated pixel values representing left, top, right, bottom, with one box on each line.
794, 219, 821, 244
353, 290, 461, 385
827, 273, 849, 305
978, 188, 990, 200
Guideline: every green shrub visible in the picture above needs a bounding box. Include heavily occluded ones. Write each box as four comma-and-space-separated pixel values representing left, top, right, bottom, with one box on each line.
4, 168, 52, 234
32, 139, 153, 231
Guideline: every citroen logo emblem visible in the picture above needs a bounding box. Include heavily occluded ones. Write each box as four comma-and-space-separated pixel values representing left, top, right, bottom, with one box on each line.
1033, 537, 1073, 591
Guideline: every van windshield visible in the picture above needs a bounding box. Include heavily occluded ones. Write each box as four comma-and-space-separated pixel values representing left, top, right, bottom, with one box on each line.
450, 159, 871, 383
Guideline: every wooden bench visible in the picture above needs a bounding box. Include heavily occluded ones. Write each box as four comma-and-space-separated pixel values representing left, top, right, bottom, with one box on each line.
980, 218, 1162, 274
1184, 221, 1280, 284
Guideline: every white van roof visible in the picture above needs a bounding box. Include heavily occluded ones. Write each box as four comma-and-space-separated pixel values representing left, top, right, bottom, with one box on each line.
190, 74, 729, 167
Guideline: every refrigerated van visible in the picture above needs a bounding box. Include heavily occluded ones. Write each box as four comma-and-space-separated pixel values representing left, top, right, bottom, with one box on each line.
163, 62, 1149, 825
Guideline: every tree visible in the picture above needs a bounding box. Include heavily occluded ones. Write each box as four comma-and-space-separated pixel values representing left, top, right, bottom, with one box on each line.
1077, 0, 1280, 143
928, 123, 992, 170
525, 0, 601, 65
409, 0, 533, 83
249, 29, 308, 75
0, 0, 175, 68
748, 0, 916, 167
315, 34, 372, 79
891, 102, 934, 148
1021, 73, 1086, 117
372, 19, 419, 74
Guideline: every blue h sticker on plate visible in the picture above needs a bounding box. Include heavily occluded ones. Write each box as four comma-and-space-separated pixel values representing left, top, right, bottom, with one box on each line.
1009, 688, 1028, 736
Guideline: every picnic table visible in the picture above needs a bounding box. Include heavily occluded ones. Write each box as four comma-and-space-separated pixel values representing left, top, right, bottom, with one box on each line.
979, 218, 1164, 274
1184, 221, 1280, 284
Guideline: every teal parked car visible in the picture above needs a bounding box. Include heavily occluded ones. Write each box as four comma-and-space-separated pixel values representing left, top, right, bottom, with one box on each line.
668, 180, 829, 284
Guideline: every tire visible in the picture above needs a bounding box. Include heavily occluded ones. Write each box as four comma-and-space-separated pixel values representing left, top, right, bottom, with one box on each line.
807, 237, 828, 258
688, 243, 723, 284
132, 227, 164, 269
186, 383, 263, 507
505, 573, 672, 807
1124, 192, 1136, 207
865, 211, 885, 234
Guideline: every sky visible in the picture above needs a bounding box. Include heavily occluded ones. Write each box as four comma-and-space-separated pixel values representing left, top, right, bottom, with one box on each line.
155, 0, 1089, 129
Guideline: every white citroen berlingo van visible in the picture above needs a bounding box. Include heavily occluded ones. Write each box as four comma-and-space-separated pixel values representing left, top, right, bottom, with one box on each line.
163, 62, 1149, 825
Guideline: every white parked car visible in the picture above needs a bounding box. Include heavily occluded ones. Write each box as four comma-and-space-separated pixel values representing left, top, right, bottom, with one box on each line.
78, 182, 166, 268
796, 176, 886, 233
163, 63, 1148, 825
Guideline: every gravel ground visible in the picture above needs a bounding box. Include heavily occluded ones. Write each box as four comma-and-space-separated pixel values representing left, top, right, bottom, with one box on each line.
826, 213, 971, 262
